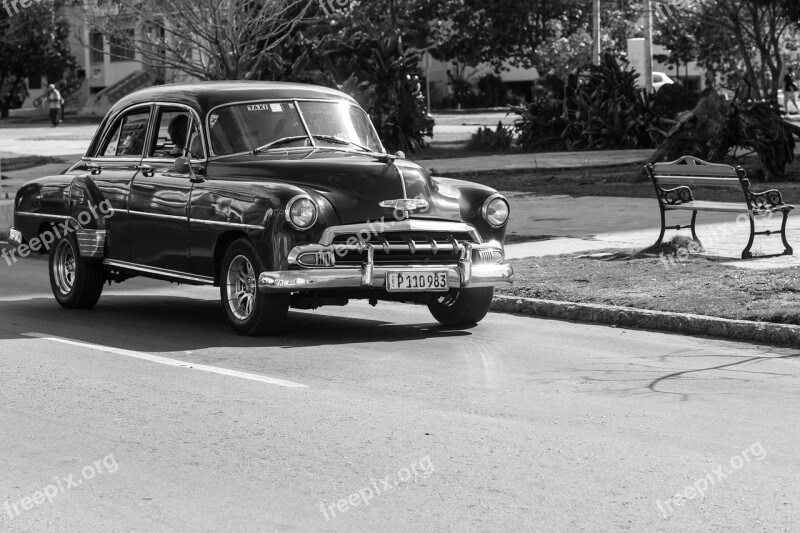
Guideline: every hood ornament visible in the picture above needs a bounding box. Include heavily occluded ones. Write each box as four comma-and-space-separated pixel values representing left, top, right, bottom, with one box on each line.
379, 198, 429, 212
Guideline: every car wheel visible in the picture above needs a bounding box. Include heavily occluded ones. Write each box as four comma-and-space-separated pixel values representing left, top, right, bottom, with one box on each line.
220, 238, 289, 336
427, 287, 494, 326
49, 232, 104, 309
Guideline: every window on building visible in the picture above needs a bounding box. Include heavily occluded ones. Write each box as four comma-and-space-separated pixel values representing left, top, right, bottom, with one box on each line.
28, 75, 42, 90
109, 29, 136, 62
90, 32, 104, 63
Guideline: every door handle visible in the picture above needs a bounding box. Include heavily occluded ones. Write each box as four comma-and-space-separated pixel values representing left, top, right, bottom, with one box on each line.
136, 164, 155, 177
86, 162, 101, 175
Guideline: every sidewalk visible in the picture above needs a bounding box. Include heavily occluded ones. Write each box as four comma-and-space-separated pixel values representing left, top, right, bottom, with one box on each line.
0, 123, 97, 159
419, 149, 652, 175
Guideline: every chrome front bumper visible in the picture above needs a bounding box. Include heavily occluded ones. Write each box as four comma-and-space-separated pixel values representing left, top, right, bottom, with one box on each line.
258, 242, 513, 294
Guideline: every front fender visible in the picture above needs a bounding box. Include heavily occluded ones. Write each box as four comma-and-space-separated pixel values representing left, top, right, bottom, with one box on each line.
189, 181, 340, 278
431, 177, 509, 243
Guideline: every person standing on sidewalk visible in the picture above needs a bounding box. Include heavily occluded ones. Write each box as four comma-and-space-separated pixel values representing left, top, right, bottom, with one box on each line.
784, 67, 798, 115
46, 84, 63, 127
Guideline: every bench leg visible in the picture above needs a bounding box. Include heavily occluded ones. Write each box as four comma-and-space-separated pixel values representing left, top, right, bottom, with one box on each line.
690, 211, 700, 244
654, 206, 666, 246
742, 213, 755, 259
781, 210, 793, 255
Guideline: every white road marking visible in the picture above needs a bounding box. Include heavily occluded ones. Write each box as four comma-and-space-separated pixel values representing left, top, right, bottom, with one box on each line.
0, 289, 217, 303
22, 332, 308, 389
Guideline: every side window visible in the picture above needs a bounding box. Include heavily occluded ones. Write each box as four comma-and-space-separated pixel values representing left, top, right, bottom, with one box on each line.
99, 108, 151, 158
148, 107, 205, 159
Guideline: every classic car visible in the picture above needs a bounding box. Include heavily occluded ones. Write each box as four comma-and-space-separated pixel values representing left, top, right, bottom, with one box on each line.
9, 81, 513, 335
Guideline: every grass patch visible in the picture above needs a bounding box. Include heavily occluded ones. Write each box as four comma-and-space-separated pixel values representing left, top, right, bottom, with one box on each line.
497, 239, 800, 325
453, 161, 800, 203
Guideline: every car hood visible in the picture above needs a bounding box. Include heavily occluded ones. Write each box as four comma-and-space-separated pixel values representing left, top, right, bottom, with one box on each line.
206, 151, 464, 225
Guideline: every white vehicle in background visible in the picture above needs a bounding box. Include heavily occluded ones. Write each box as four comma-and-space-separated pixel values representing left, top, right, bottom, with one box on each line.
652, 72, 675, 91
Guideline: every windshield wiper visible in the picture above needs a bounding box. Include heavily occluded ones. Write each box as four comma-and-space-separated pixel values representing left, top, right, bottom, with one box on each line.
312, 135, 372, 153
251, 136, 310, 154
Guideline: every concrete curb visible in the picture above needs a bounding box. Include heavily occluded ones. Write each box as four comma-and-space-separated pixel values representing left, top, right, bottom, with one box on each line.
491, 295, 800, 347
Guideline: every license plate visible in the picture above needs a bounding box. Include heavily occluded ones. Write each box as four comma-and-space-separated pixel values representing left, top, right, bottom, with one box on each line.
386, 271, 449, 292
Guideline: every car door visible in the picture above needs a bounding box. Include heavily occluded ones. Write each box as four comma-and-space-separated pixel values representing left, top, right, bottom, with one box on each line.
72, 104, 152, 262
128, 104, 204, 275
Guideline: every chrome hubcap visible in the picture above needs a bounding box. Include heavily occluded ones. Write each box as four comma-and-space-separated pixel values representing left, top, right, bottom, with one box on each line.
53, 239, 76, 295
226, 255, 257, 320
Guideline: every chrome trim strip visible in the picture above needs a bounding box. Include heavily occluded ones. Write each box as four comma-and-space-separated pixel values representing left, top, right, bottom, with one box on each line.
396, 164, 408, 199
319, 220, 482, 245
15, 212, 71, 220
128, 210, 188, 222
190, 218, 264, 231
102, 259, 214, 285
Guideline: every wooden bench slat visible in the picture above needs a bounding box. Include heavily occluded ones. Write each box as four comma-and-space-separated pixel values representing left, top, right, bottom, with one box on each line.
654, 176, 741, 187
663, 201, 748, 212
651, 165, 738, 176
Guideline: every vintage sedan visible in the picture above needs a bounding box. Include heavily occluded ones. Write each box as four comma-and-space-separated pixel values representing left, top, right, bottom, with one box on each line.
10, 82, 513, 335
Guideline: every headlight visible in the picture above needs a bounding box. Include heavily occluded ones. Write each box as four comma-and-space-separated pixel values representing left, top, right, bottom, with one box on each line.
285, 196, 318, 230
481, 194, 509, 228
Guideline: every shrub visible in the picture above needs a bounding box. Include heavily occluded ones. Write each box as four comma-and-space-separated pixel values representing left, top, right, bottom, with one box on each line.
467, 122, 514, 152
651, 83, 700, 120
510, 54, 658, 151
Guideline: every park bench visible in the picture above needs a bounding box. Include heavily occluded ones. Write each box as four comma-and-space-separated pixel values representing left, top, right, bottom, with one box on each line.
645, 155, 794, 259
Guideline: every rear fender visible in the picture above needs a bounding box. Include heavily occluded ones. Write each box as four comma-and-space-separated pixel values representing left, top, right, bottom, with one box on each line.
66, 174, 113, 259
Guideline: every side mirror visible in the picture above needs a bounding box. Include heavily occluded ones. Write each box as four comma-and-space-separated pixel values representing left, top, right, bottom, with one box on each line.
174, 156, 191, 175
395, 151, 406, 160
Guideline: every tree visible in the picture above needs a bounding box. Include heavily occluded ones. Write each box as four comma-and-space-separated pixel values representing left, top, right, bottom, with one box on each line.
702, 0, 796, 102
0, 1, 77, 118
655, 1, 799, 102
537, 2, 641, 79
79, 0, 316, 81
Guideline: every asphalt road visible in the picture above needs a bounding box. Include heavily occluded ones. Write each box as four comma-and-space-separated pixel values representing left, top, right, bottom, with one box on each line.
1, 253, 798, 532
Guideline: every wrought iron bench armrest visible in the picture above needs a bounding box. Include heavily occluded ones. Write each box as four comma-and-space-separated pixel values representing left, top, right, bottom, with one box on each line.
657, 185, 694, 205
747, 188, 786, 209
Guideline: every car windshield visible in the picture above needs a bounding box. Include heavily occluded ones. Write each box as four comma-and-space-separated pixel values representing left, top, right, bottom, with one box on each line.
207, 100, 384, 156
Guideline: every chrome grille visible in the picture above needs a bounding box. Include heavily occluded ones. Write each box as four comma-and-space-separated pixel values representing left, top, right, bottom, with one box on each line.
331, 231, 474, 266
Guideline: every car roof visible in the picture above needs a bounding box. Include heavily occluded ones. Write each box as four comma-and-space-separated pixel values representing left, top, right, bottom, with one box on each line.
110, 81, 358, 116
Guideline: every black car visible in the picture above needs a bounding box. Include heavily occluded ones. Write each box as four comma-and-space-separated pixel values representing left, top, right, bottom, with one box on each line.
9, 81, 513, 335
